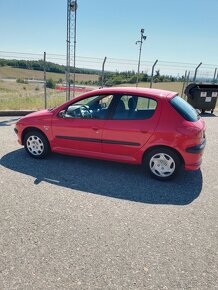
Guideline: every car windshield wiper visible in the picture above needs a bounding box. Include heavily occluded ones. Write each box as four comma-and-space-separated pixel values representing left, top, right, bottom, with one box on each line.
47, 106, 57, 111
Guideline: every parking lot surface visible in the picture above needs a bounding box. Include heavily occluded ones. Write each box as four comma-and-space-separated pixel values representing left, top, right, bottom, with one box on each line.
0, 115, 218, 289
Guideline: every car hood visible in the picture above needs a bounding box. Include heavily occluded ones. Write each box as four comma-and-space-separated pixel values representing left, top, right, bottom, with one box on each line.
16, 110, 54, 125
19, 110, 53, 120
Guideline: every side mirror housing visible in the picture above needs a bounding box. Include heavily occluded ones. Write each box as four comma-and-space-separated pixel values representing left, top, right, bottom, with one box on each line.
58, 110, 65, 118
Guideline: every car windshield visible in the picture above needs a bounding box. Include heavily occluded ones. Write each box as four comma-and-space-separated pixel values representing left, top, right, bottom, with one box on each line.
170, 96, 200, 122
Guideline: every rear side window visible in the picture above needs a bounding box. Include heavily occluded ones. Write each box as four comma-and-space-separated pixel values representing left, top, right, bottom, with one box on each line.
112, 95, 157, 120
170, 96, 200, 122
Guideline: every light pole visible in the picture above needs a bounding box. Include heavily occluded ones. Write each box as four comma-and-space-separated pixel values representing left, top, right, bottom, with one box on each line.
136, 28, 147, 87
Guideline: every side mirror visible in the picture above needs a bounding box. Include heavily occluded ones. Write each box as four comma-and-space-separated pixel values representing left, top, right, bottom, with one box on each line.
58, 110, 65, 118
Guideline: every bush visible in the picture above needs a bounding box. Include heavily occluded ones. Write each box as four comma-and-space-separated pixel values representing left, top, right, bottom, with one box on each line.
16, 78, 28, 84
46, 78, 56, 89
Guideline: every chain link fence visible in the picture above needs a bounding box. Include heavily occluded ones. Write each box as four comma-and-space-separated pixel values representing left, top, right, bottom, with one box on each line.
0, 50, 217, 110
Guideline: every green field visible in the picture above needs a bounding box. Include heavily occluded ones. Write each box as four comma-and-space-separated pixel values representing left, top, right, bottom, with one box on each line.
0, 79, 185, 110
0, 67, 217, 111
0, 67, 99, 110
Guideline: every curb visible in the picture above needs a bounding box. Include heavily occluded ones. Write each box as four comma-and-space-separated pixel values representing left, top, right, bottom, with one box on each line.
0, 110, 36, 116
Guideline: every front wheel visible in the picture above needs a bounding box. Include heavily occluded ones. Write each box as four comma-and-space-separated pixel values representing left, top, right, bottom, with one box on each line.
24, 131, 50, 159
143, 148, 182, 181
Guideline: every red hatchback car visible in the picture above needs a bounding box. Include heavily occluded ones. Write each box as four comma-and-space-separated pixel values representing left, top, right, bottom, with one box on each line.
14, 87, 206, 180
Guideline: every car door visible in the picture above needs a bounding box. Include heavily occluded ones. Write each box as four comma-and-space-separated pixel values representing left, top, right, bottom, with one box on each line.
102, 94, 161, 157
51, 94, 114, 155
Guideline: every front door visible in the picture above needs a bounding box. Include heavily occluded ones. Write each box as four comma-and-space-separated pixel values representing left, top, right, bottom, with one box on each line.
51, 94, 114, 155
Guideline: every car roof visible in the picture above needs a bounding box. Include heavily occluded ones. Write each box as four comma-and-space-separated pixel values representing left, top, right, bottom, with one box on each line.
82, 87, 178, 99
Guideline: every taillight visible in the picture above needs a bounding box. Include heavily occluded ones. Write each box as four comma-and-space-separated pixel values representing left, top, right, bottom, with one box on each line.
176, 126, 202, 138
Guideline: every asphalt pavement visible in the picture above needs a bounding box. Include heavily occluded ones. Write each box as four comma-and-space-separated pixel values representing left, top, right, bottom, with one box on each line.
0, 114, 218, 289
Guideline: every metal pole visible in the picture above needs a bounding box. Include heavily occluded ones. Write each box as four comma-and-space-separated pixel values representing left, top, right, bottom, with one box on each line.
136, 41, 142, 87
73, 0, 77, 98
44, 52, 47, 109
66, 0, 77, 101
136, 29, 146, 87
185, 71, 190, 98
150, 59, 158, 88
212, 68, 217, 83
181, 70, 187, 98
101, 57, 107, 88
66, 0, 70, 101
193, 62, 202, 82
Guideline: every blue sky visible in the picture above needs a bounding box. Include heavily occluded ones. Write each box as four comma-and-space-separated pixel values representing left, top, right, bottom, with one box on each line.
0, 0, 217, 65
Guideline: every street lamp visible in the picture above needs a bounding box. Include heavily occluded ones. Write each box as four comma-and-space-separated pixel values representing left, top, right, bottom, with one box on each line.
136, 28, 147, 87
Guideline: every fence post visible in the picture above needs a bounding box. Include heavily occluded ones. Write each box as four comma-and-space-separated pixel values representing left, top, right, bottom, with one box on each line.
185, 71, 190, 98
150, 60, 158, 88
193, 62, 202, 82
181, 70, 187, 98
212, 68, 217, 83
44, 52, 47, 109
101, 57, 107, 88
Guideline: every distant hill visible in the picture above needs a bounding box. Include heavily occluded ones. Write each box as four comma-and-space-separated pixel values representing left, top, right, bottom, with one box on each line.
0, 58, 102, 76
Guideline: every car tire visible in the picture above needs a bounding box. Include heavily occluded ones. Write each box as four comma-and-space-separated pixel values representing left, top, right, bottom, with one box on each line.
143, 147, 182, 181
24, 131, 50, 159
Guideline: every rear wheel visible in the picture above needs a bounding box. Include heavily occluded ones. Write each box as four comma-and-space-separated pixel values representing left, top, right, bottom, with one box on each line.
143, 148, 182, 181
24, 131, 50, 159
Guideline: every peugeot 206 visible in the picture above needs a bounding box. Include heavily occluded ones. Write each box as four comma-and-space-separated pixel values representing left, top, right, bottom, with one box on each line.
14, 87, 206, 180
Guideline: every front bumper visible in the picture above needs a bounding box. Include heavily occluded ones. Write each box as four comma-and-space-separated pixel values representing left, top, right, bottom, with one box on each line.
14, 126, 22, 145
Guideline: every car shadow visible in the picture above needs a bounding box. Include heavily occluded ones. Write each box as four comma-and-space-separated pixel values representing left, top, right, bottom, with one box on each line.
0, 117, 20, 126
0, 149, 203, 205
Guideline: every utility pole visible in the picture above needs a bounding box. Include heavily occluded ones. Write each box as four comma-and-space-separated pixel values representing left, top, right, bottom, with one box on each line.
66, 0, 77, 101
136, 28, 147, 87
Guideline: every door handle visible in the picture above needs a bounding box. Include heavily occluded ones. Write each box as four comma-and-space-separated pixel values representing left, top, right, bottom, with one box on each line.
141, 130, 148, 134
92, 127, 99, 131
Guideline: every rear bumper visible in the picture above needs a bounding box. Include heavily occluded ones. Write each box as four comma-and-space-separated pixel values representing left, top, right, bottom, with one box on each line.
184, 139, 206, 170
186, 139, 206, 154
184, 159, 202, 170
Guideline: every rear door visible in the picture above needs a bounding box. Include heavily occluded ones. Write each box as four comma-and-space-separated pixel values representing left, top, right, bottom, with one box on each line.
102, 94, 161, 157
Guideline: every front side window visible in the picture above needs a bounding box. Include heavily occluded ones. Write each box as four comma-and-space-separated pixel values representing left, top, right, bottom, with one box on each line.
63, 94, 114, 119
112, 95, 157, 120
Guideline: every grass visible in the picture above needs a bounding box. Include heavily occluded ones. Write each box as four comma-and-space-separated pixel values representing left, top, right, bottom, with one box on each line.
0, 66, 99, 82
0, 77, 217, 111
0, 66, 99, 110
120, 81, 184, 95
0, 80, 82, 110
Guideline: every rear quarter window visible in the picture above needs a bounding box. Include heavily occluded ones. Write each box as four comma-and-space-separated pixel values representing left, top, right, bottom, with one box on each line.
170, 96, 200, 122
